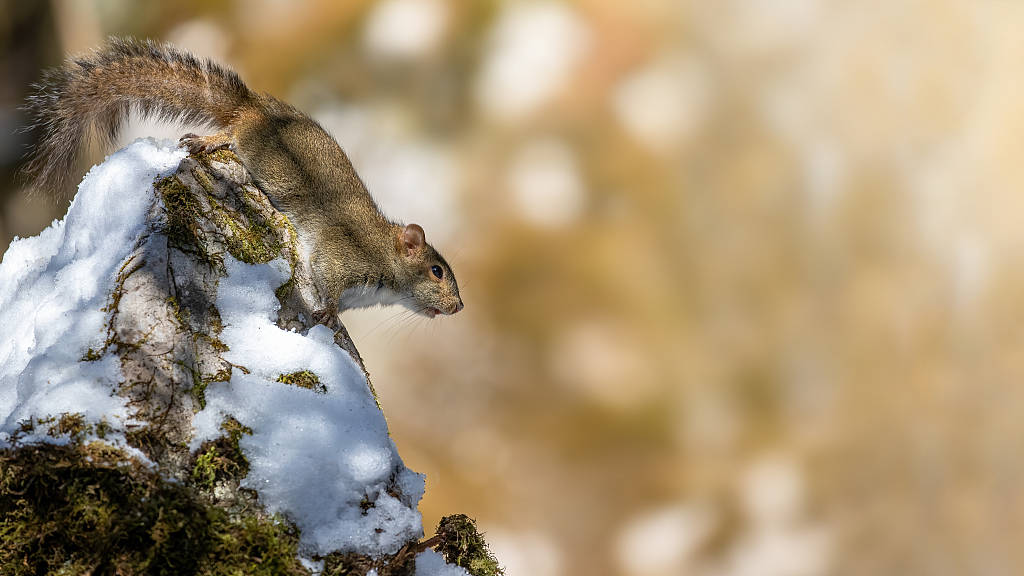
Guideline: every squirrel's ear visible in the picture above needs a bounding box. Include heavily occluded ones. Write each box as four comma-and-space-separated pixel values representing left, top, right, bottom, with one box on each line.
400, 223, 425, 256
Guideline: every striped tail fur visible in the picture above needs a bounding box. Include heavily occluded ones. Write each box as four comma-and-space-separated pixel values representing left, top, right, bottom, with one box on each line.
20, 37, 252, 198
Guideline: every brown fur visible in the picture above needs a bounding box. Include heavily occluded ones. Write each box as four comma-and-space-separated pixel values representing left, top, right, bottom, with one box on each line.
21, 37, 462, 319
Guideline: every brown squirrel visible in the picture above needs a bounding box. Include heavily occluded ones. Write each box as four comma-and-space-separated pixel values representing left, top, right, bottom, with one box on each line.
20, 37, 463, 321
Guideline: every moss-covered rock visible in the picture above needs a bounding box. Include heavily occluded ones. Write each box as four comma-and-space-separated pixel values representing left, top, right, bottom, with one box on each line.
434, 515, 505, 576
0, 441, 308, 576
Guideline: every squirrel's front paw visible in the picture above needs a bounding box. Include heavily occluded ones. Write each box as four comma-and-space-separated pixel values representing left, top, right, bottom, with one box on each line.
180, 132, 236, 156
312, 304, 341, 331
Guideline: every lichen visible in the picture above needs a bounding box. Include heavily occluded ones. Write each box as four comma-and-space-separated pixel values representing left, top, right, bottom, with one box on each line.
276, 370, 326, 394
434, 514, 505, 576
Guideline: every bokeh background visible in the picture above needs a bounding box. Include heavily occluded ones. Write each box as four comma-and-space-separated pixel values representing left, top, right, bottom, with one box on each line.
3, 1, 1024, 574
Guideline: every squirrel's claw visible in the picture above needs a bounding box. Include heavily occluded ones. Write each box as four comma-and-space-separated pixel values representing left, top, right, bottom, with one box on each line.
312, 303, 341, 331
180, 132, 236, 156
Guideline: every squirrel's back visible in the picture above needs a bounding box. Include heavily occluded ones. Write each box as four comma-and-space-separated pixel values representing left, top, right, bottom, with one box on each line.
21, 37, 252, 197
19, 38, 465, 319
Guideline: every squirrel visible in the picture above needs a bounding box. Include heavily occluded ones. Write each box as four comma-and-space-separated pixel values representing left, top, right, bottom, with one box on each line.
20, 37, 463, 322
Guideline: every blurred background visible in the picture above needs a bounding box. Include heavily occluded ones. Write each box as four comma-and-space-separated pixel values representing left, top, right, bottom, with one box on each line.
3, 1, 1024, 574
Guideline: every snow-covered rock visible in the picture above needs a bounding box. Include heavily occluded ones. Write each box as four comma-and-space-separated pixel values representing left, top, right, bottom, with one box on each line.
0, 139, 490, 574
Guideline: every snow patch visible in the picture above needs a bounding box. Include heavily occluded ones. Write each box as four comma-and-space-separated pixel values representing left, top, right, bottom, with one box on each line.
192, 255, 426, 556
0, 138, 186, 446
415, 550, 471, 576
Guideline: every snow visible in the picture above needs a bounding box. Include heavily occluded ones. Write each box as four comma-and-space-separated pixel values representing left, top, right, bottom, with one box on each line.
0, 138, 186, 446
1, 138, 473, 570
415, 550, 471, 576
190, 252, 425, 556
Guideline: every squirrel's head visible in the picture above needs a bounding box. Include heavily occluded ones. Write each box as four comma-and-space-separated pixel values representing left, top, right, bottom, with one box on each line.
394, 223, 463, 318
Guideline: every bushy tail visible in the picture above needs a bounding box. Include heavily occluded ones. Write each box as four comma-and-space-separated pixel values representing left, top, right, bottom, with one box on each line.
20, 37, 252, 198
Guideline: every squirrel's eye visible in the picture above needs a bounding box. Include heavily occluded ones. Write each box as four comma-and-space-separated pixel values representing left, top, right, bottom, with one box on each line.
430, 265, 444, 279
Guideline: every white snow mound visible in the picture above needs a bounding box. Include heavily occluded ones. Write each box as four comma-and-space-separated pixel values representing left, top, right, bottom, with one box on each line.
0, 138, 186, 447
192, 254, 427, 556
416, 550, 472, 576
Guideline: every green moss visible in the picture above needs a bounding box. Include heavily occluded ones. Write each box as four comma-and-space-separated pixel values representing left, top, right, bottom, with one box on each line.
16, 413, 115, 445
276, 370, 327, 394
47, 413, 88, 441
276, 212, 301, 267
190, 417, 253, 490
192, 447, 219, 489
94, 419, 112, 440
194, 307, 230, 354
434, 514, 505, 576
0, 442, 308, 575
272, 214, 300, 306
26, 413, 91, 444
189, 366, 207, 409
162, 157, 292, 273
221, 215, 280, 264
167, 295, 190, 327
191, 367, 233, 411
80, 347, 103, 362
158, 169, 282, 268
321, 552, 375, 576
157, 175, 207, 254
195, 331, 230, 353
207, 148, 240, 164
275, 274, 296, 301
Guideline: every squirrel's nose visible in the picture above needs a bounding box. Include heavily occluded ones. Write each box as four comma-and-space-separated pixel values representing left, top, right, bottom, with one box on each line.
453, 299, 464, 314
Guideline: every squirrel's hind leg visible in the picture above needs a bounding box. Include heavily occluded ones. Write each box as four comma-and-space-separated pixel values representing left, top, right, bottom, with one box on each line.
180, 132, 236, 155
